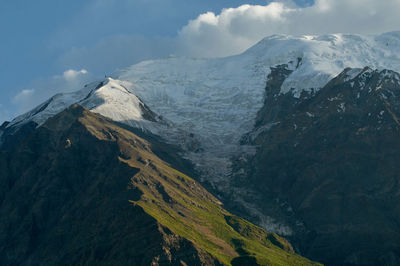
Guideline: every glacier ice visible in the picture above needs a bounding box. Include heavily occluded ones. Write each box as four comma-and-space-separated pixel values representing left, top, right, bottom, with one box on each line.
7, 31, 400, 190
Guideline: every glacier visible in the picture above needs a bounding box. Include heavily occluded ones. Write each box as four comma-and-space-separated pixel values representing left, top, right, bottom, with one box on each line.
5, 31, 400, 235
6, 31, 400, 189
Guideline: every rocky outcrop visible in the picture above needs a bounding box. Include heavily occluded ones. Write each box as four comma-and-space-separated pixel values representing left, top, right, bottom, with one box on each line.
234, 67, 400, 265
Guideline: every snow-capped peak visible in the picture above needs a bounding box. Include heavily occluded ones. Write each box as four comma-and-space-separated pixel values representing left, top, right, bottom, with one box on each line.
244, 31, 400, 97
6, 31, 400, 188
81, 78, 144, 125
7, 78, 150, 129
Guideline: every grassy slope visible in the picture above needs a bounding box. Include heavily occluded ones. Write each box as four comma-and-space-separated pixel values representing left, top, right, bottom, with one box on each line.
76, 105, 320, 266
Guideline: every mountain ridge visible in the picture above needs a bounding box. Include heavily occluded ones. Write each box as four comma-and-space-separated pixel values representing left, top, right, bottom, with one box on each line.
0, 104, 319, 265
2, 31, 400, 265
228, 64, 400, 265
4, 32, 400, 205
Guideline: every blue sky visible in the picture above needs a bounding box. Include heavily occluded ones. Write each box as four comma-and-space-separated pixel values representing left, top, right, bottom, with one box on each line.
1, 0, 399, 122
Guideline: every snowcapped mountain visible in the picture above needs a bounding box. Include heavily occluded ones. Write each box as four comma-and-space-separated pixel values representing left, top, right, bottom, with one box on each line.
5, 31, 400, 189
3, 31, 400, 265
8, 79, 152, 128
229, 64, 400, 265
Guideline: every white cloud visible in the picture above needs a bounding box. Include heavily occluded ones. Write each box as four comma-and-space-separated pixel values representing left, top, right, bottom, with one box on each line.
10, 0, 399, 120
13, 89, 35, 104
63, 69, 88, 81
177, 0, 400, 57
12, 69, 95, 114
56, 0, 400, 72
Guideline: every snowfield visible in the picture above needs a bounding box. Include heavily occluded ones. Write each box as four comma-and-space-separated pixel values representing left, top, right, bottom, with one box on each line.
7, 31, 400, 186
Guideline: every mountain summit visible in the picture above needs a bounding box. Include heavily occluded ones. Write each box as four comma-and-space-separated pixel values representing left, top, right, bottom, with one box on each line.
2, 31, 400, 265
5, 32, 400, 188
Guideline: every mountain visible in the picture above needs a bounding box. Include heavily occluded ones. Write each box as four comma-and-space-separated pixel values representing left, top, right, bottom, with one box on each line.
0, 104, 318, 265
230, 65, 400, 265
5, 32, 400, 190
2, 31, 400, 265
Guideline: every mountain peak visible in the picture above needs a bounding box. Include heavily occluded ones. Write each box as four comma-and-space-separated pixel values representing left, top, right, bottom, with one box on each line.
244, 32, 400, 97
6, 32, 400, 194
0, 102, 319, 265
6, 78, 162, 132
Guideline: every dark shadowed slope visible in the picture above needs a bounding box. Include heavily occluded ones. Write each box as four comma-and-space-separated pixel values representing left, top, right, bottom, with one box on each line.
232, 66, 400, 265
0, 104, 319, 266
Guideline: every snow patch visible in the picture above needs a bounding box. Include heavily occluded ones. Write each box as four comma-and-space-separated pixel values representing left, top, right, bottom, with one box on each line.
337, 102, 346, 113
306, 112, 315, 118
344, 68, 363, 82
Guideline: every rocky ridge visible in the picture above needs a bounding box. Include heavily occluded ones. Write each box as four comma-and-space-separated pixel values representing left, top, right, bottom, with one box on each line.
0, 104, 319, 265
229, 65, 400, 265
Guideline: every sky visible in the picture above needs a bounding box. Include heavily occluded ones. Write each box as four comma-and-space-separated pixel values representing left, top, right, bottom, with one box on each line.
1, 0, 399, 123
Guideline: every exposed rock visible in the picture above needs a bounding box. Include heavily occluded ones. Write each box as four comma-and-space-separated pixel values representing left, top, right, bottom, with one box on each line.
234, 67, 400, 265
0, 104, 318, 266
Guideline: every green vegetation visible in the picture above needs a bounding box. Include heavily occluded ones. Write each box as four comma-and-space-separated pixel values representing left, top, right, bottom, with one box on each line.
131, 164, 318, 265
76, 105, 321, 265
0, 105, 320, 265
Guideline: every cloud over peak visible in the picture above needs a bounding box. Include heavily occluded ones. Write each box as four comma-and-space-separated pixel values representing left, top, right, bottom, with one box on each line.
178, 0, 400, 57
63, 69, 88, 81
5, 0, 400, 123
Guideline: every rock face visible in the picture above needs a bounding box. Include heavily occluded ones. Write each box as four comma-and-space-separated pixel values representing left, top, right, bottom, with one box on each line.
3, 32, 400, 266
234, 66, 400, 265
0, 104, 318, 266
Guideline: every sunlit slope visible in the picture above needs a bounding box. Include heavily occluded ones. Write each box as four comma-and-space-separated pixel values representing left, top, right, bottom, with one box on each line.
0, 104, 319, 265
